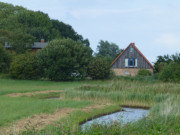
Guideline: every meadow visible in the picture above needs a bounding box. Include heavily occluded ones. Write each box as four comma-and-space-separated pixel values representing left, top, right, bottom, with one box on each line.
0, 75, 179, 135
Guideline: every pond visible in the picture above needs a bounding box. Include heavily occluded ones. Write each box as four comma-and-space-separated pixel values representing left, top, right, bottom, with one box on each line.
81, 107, 149, 130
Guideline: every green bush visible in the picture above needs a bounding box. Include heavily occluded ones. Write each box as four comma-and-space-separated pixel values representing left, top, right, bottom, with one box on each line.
159, 62, 180, 82
137, 69, 152, 76
10, 53, 40, 79
88, 57, 111, 79
0, 44, 11, 73
37, 38, 92, 81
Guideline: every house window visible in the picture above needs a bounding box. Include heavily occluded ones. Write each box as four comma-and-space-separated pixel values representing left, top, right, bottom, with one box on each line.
125, 58, 137, 67
129, 59, 134, 66
130, 46, 134, 52
125, 71, 130, 75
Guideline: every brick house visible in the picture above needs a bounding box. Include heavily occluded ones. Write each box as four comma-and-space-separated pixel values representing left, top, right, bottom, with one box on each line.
111, 43, 154, 76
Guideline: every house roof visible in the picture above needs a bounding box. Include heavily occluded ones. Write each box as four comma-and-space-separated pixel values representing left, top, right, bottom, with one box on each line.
111, 43, 155, 69
33, 42, 47, 48
5, 42, 47, 49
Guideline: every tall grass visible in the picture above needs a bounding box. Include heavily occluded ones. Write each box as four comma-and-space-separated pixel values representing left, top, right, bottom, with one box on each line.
63, 79, 180, 107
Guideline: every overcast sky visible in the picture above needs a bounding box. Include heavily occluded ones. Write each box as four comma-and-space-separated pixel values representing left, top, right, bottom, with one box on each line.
1, 0, 180, 63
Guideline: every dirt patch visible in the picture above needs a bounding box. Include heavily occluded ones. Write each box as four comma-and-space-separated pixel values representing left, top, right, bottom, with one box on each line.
6, 90, 64, 97
0, 108, 74, 135
0, 103, 113, 135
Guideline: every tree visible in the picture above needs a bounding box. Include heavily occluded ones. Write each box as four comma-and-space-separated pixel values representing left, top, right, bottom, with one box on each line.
0, 29, 35, 54
0, 43, 11, 73
154, 53, 180, 72
51, 20, 90, 46
17, 10, 53, 41
37, 38, 92, 81
137, 69, 152, 76
159, 62, 180, 82
88, 57, 111, 80
8, 31, 36, 54
96, 40, 123, 61
10, 53, 40, 79
0, 2, 90, 45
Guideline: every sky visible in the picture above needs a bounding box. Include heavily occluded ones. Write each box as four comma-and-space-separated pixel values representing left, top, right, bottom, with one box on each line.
1, 0, 180, 63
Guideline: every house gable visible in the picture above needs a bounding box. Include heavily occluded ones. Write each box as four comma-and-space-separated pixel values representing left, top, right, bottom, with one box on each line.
111, 43, 154, 69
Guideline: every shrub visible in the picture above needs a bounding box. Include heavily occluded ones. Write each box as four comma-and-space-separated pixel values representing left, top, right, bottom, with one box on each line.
137, 69, 152, 76
88, 57, 111, 80
0, 44, 11, 73
37, 38, 92, 81
159, 62, 180, 82
10, 53, 40, 79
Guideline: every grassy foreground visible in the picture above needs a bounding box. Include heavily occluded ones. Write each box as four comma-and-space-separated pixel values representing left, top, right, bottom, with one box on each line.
0, 75, 180, 134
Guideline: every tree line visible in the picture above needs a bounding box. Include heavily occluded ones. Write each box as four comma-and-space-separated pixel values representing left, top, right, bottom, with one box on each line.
0, 2, 89, 54
0, 2, 124, 81
0, 2, 179, 82
154, 54, 180, 82
0, 39, 116, 80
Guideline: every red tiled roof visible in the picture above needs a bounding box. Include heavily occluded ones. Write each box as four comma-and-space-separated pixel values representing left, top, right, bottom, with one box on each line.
111, 43, 155, 69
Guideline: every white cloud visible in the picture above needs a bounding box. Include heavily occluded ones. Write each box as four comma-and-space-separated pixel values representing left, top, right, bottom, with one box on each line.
155, 33, 180, 49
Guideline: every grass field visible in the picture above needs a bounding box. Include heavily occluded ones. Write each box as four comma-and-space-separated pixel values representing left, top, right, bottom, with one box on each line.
0, 75, 179, 135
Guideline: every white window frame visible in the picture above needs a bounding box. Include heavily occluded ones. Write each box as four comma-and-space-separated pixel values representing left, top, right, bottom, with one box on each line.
125, 58, 128, 67
135, 58, 138, 67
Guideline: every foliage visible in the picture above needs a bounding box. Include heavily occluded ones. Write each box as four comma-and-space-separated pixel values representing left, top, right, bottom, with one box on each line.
88, 57, 111, 79
10, 53, 40, 79
0, 43, 11, 73
137, 69, 152, 76
37, 38, 92, 81
51, 20, 90, 46
0, 2, 89, 46
17, 10, 52, 41
0, 29, 36, 54
114, 75, 158, 83
159, 62, 180, 82
154, 53, 180, 72
96, 40, 123, 61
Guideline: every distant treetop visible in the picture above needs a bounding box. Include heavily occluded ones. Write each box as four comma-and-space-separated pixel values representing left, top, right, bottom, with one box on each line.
0, 2, 89, 47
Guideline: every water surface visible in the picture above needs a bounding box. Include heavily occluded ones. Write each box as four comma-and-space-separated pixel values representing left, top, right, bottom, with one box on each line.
81, 107, 149, 129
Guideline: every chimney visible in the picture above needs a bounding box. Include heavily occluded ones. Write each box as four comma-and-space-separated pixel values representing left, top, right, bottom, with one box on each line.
41, 39, 45, 43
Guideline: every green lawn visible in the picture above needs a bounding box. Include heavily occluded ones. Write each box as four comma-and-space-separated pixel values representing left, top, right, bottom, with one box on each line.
0, 78, 107, 95
0, 96, 91, 127
0, 78, 107, 127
